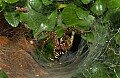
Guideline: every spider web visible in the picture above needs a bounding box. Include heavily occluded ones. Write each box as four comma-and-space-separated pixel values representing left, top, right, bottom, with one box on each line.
31, 20, 113, 78
30, 16, 110, 78
30, 8, 120, 78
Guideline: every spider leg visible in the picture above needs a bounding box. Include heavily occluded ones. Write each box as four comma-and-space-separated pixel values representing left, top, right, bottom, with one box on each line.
49, 32, 61, 58
64, 26, 76, 33
42, 32, 60, 61
51, 32, 59, 47
42, 36, 52, 48
35, 31, 56, 47
64, 26, 83, 35
70, 31, 75, 45
35, 31, 51, 40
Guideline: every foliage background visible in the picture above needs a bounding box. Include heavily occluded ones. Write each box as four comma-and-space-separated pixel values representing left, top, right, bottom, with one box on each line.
0, 0, 120, 78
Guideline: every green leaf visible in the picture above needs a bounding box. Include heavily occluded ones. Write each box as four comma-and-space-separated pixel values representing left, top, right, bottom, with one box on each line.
103, 10, 110, 23
76, 8, 95, 26
20, 7, 47, 34
84, 15, 95, 25
36, 34, 49, 40
76, 8, 90, 20
29, 0, 43, 12
87, 62, 109, 78
0, 1, 2, 5
20, 5, 57, 37
54, 14, 65, 38
43, 42, 54, 60
91, 0, 106, 15
81, 0, 92, 4
82, 32, 94, 43
106, 0, 120, 9
34, 10, 57, 37
62, 3, 94, 27
0, 1, 5, 12
114, 66, 120, 78
0, 71, 8, 78
109, 11, 120, 29
76, 15, 95, 27
58, 4, 67, 9
103, 9, 120, 24
4, 12, 19, 27
62, 3, 80, 25
115, 32, 120, 45
4, 0, 19, 3
45, 10, 57, 30
55, 26, 65, 38
42, 0, 51, 6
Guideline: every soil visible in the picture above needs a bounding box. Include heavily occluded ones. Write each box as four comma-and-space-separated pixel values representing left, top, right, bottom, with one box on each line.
0, 12, 48, 78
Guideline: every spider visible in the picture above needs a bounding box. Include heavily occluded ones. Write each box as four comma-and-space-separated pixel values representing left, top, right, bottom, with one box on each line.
16, 7, 29, 13
35, 26, 83, 62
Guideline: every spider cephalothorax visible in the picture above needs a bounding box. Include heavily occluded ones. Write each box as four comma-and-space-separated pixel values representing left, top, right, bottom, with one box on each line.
35, 26, 82, 62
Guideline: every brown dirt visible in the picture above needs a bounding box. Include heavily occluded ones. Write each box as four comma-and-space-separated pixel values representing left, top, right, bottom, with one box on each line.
0, 12, 49, 78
